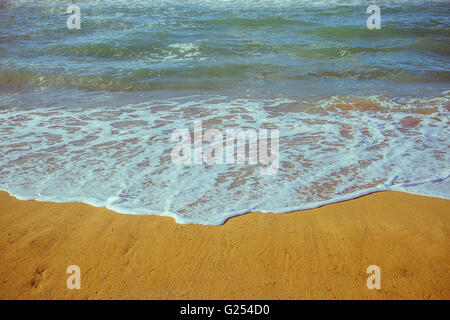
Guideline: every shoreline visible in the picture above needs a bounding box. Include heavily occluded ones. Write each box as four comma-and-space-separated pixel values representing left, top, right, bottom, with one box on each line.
4, 186, 449, 226
0, 190, 449, 299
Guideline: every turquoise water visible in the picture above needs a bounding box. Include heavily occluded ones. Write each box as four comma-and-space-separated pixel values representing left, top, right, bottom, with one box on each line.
1, 0, 449, 99
0, 0, 449, 224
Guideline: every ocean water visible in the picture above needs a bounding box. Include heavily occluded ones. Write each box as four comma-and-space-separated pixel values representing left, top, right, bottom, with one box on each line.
0, 0, 449, 224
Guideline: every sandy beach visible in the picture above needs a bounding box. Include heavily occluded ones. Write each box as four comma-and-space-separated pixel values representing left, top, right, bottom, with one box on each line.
0, 190, 448, 300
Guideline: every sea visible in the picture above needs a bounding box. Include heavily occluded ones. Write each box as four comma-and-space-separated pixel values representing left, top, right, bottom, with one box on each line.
0, 0, 448, 224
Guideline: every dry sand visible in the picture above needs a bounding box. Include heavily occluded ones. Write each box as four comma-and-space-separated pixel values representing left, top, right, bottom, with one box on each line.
0, 190, 448, 299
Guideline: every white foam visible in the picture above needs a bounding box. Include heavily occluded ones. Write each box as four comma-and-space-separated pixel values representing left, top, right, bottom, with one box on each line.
0, 94, 448, 224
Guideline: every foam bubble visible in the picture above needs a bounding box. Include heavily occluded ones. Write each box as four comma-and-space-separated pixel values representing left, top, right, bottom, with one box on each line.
0, 93, 448, 224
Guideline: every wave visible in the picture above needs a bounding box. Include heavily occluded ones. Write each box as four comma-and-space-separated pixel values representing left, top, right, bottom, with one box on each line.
1, 64, 448, 93
0, 93, 448, 224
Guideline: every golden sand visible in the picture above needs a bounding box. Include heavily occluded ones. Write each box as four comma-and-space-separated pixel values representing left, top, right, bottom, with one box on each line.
0, 190, 448, 299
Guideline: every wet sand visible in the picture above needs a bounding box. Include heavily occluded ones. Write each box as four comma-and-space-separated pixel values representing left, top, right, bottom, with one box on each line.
0, 190, 448, 299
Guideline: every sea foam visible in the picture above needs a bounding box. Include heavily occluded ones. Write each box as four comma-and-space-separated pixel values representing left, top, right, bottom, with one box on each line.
0, 94, 448, 225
